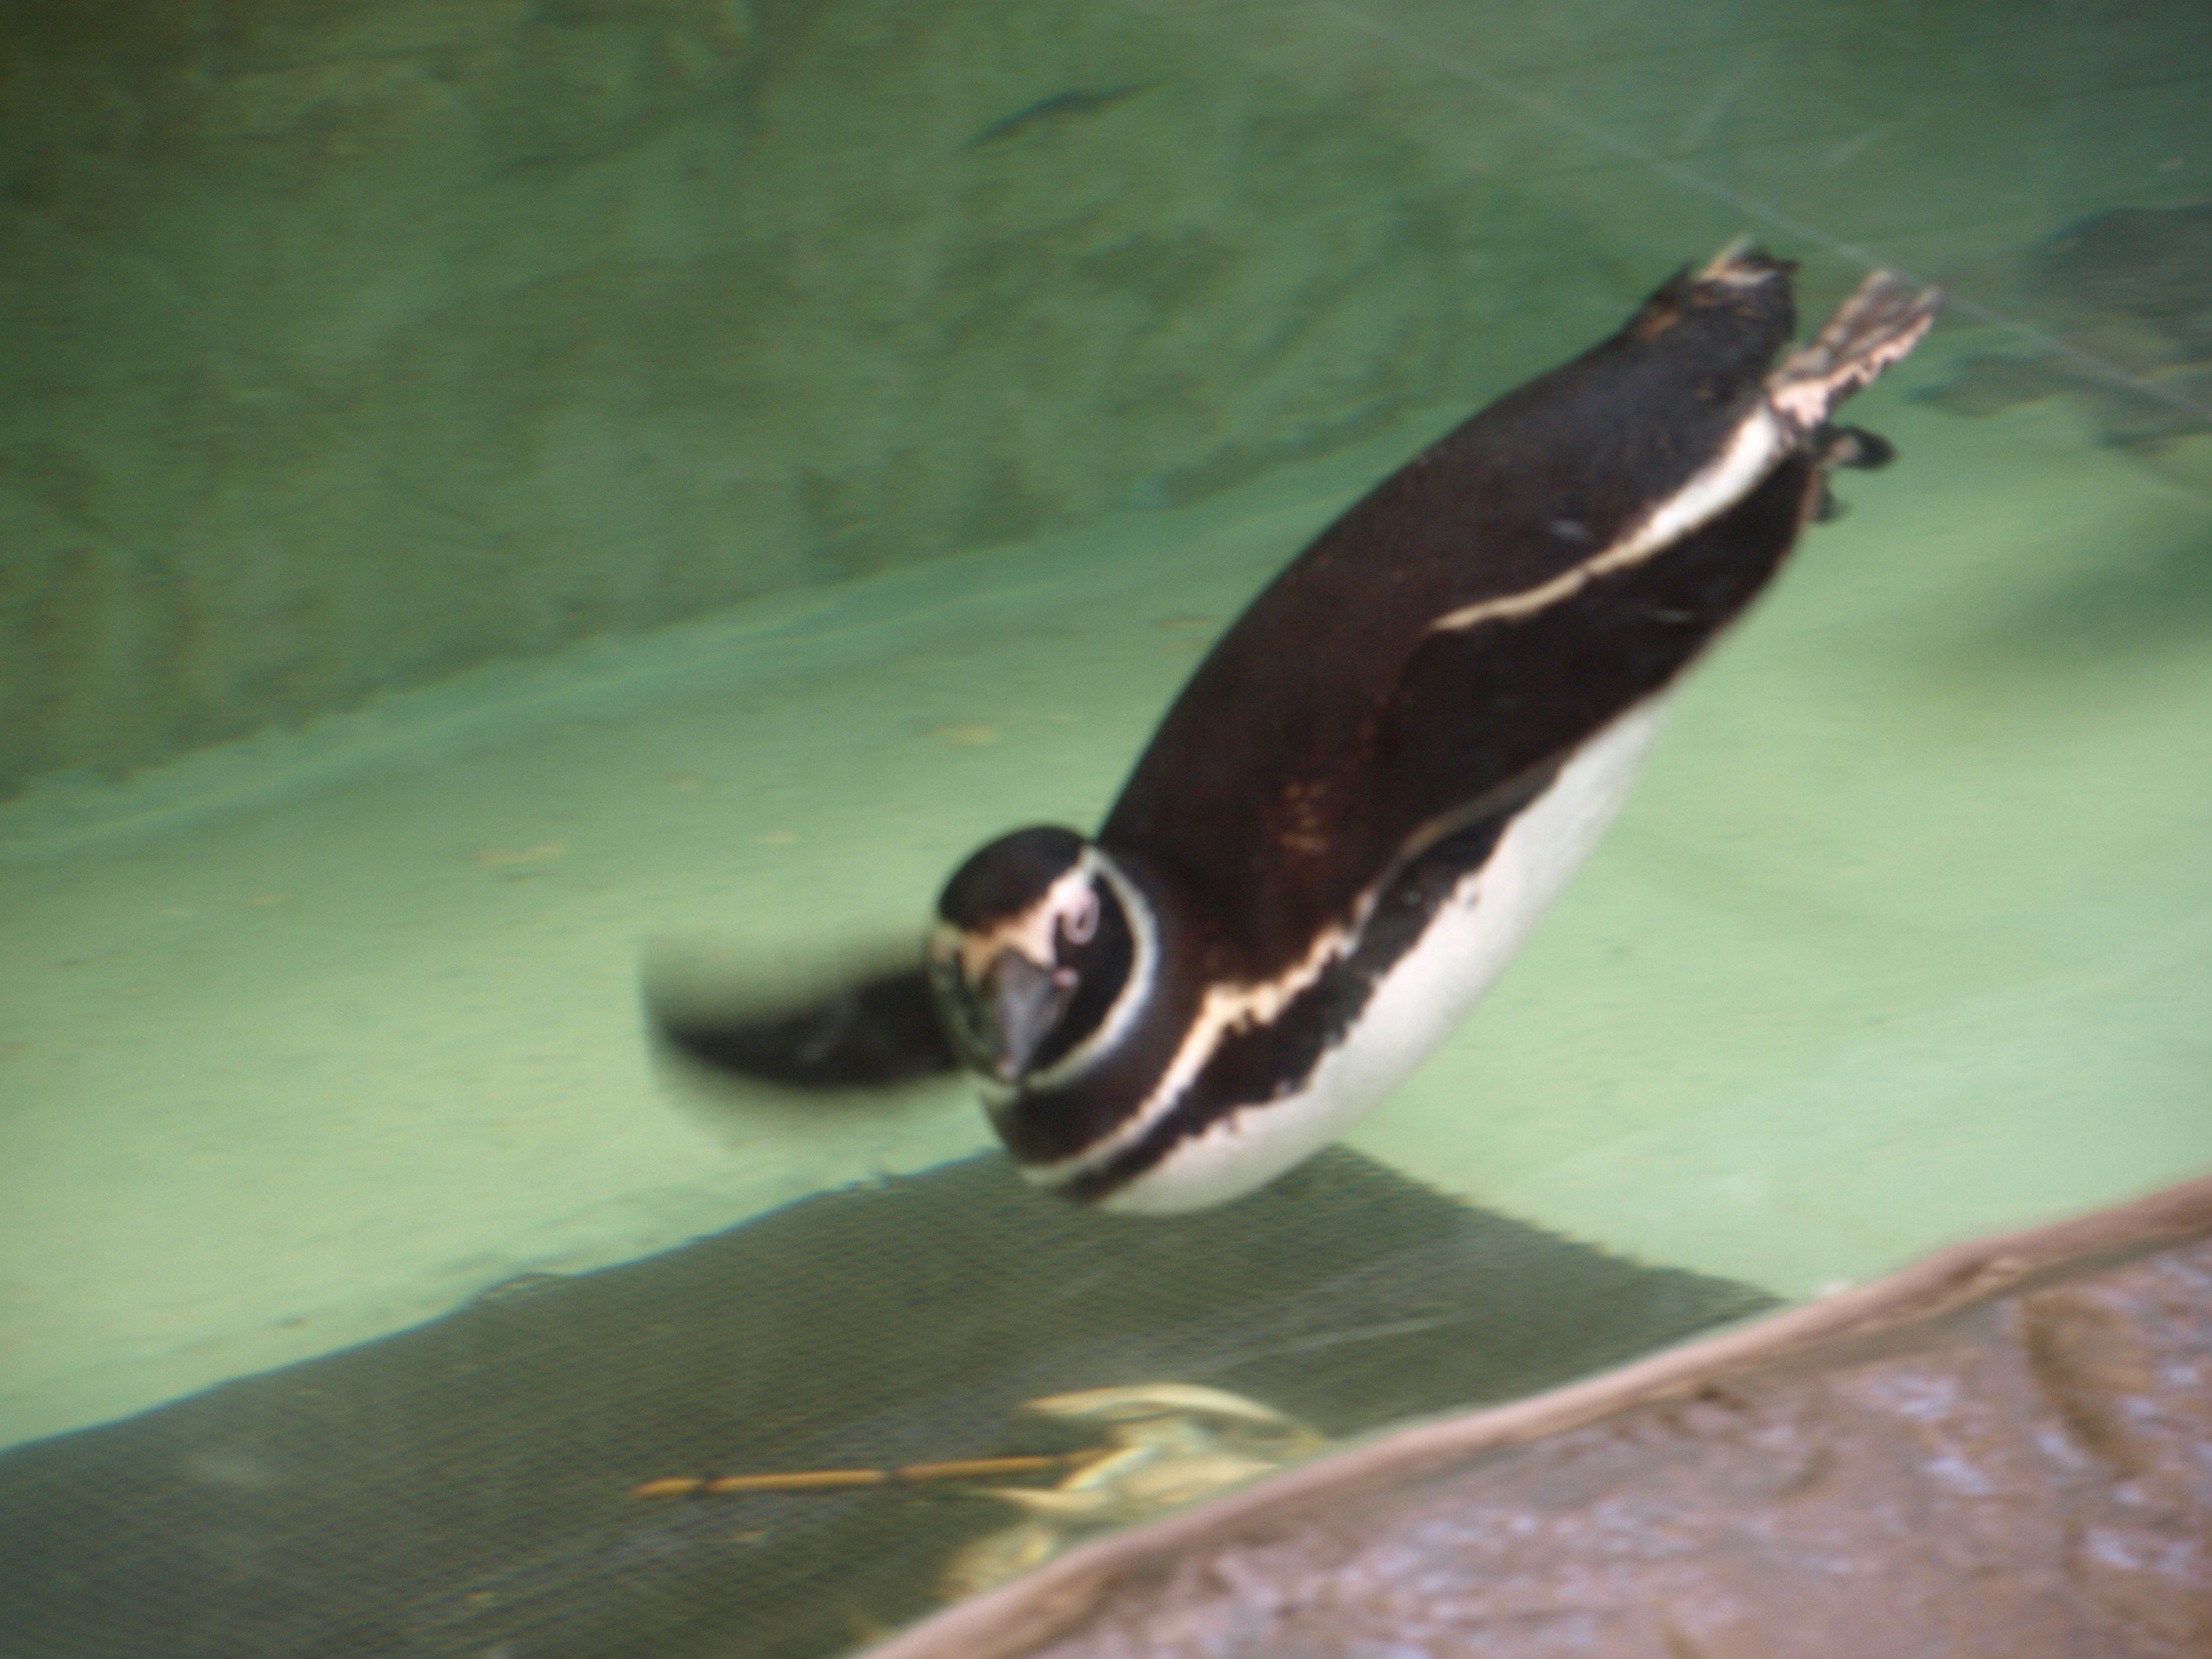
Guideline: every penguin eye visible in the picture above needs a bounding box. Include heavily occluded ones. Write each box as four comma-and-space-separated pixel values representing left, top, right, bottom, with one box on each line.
1060, 887, 1100, 947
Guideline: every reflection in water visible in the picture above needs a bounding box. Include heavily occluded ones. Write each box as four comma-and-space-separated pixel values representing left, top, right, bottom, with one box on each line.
1919, 200, 2212, 494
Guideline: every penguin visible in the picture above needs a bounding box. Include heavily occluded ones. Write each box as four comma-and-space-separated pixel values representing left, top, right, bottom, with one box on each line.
651, 246, 1941, 1214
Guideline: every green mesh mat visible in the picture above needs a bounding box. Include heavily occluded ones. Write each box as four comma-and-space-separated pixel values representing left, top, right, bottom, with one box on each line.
0, 1148, 1776, 1658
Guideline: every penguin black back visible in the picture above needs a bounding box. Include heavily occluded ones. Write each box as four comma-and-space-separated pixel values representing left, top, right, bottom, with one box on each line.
647, 249, 1943, 1214
1101, 255, 1811, 982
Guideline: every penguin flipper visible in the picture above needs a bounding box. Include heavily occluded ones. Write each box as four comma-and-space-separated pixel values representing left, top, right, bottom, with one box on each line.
646, 951, 958, 1093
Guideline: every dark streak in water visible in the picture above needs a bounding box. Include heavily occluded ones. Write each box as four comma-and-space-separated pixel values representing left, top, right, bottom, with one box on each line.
964, 85, 1150, 150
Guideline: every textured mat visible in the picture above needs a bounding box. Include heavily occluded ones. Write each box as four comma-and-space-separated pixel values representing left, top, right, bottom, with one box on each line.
870, 1179, 2212, 1659
0, 1148, 1775, 1659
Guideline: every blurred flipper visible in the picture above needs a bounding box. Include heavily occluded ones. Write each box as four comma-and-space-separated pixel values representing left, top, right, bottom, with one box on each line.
646, 945, 959, 1094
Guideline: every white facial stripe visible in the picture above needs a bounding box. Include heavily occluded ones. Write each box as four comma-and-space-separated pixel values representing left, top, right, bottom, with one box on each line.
1429, 406, 1788, 637
1022, 914, 1354, 1188
1023, 847, 1158, 1091
958, 863, 1099, 980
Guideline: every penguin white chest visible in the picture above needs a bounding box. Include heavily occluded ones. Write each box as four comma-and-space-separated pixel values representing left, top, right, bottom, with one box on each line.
1103, 694, 1673, 1214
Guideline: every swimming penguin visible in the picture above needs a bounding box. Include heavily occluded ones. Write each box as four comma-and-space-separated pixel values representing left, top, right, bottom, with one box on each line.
651, 247, 1941, 1213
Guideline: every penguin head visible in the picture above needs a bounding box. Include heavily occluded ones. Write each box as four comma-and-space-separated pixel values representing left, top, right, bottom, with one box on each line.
926, 825, 1143, 1086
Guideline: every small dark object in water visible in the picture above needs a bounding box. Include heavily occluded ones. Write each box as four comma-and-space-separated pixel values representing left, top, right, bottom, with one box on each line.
966, 86, 1149, 150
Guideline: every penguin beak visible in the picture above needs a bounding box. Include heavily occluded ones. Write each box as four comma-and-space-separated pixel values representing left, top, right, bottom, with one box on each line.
926, 924, 1080, 1085
973, 952, 1076, 1083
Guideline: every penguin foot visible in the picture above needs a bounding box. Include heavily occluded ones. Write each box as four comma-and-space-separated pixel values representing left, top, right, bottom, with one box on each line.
1768, 269, 1945, 437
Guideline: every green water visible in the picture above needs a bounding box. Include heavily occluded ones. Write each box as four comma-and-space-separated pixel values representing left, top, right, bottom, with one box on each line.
1, 0, 2208, 1648
3, 357, 2205, 1449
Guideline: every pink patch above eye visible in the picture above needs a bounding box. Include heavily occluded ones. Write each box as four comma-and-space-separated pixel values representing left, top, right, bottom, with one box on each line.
1063, 888, 1100, 945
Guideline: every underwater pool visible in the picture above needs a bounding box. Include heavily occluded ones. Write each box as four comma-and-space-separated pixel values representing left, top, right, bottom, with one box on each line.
1, 1, 2207, 1654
